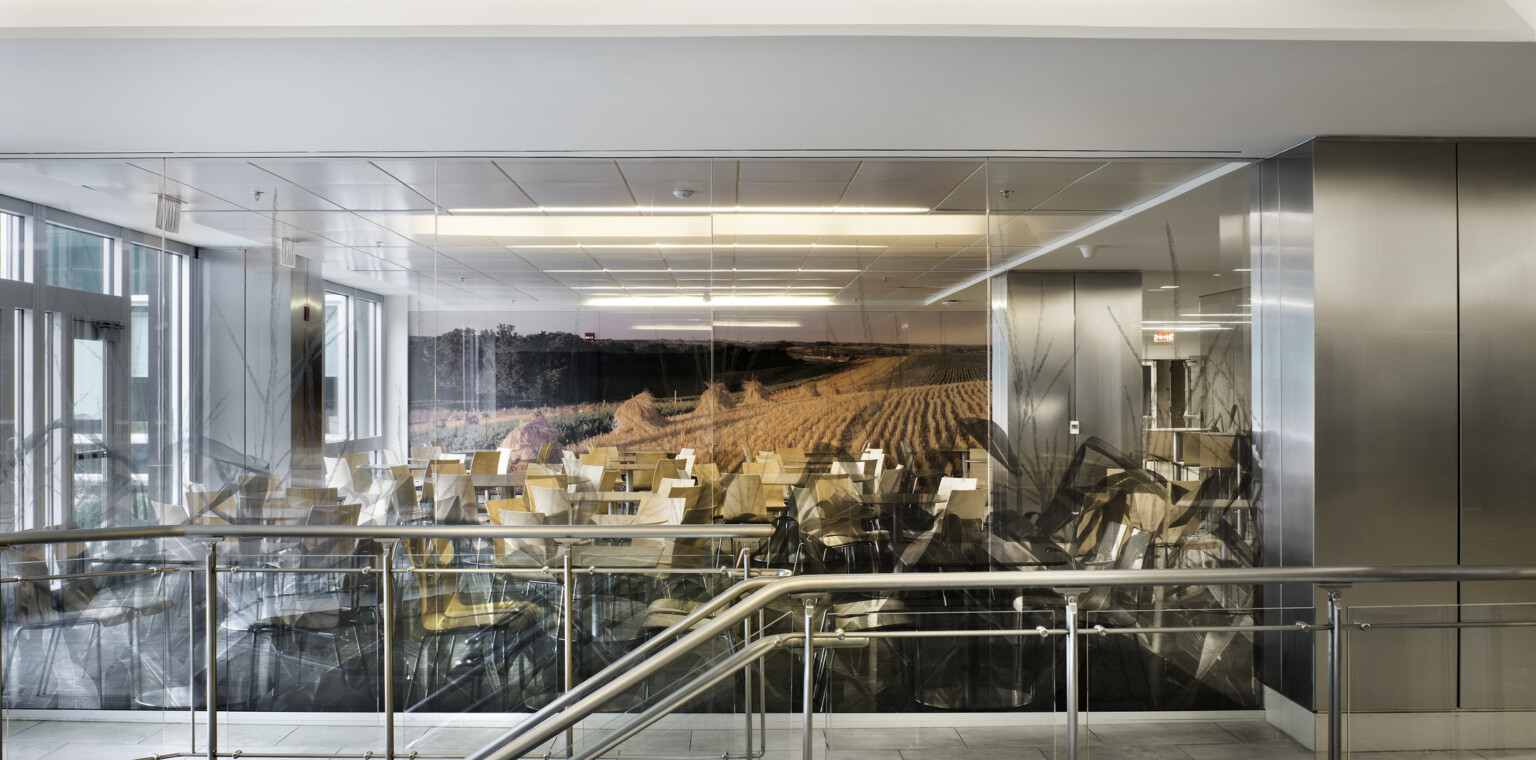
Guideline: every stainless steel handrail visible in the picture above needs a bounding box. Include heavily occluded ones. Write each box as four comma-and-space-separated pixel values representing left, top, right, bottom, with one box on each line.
470, 564, 1536, 760
0, 523, 775, 546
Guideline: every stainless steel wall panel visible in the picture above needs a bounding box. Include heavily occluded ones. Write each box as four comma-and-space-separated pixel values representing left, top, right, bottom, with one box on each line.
1255, 143, 1317, 707
1072, 272, 1144, 458
290, 255, 324, 486
1312, 140, 1460, 710
1455, 141, 1536, 709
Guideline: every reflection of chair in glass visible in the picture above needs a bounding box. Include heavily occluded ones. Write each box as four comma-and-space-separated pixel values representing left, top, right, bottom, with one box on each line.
388, 465, 423, 520
579, 452, 609, 467
410, 445, 440, 462
535, 442, 554, 464
433, 473, 479, 525
806, 476, 888, 573
433, 459, 468, 476
718, 473, 767, 523
935, 477, 977, 506
529, 485, 596, 526
402, 538, 543, 712
898, 442, 945, 492
242, 501, 375, 710
4, 540, 173, 708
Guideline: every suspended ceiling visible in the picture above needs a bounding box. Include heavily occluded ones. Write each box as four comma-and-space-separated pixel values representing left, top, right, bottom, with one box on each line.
0, 156, 1243, 309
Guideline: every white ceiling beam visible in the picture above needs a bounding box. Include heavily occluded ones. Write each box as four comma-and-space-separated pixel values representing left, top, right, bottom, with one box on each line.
2, 0, 1531, 41
923, 160, 1251, 306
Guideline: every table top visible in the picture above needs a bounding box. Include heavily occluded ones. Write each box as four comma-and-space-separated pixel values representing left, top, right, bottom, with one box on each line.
856, 493, 940, 506
426, 473, 569, 489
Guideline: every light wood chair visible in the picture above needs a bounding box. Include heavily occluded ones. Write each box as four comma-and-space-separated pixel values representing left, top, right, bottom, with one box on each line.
470, 451, 501, 475
630, 452, 665, 491
433, 459, 469, 476
433, 474, 478, 525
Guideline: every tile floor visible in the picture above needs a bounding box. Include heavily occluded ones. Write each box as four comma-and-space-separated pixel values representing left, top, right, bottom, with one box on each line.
3, 718, 1534, 759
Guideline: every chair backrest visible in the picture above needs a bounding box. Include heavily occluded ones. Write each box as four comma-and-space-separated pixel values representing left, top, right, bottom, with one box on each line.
433, 474, 478, 525
527, 463, 557, 476
693, 462, 721, 483
323, 456, 352, 491
739, 445, 754, 465
535, 441, 554, 464
830, 459, 867, 477
304, 501, 363, 558
575, 463, 607, 493
653, 457, 682, 484
598, 469, 621, 492
528, 484, 574, 524
658, 481, 701, 509
580, 451, 610, 466
150, 499, 191, 525
721, 473, 767, 522
877, 465, 905, 495
470, 450, 501, 474
631, 451, 665, 490
861, 451, 885, 479
382, 450, 403, 466
410, 445, 438, 461
937, 477, 978, 503
434, 459, 468, 476
778, 447, 806, 463
943, 487, 988, 522
288, 487, 339, 507
348, 459, 374, 494
594, 446, 621, 462
388, 465, 418, 513
634, 495, 686, 525
494, 509, 552, 564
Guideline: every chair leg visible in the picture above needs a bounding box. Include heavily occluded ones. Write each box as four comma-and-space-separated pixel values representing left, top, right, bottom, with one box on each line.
36, 627, 62, 698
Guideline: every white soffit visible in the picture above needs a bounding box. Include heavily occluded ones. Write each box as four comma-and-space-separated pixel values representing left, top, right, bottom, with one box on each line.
1, 0, 1532, 41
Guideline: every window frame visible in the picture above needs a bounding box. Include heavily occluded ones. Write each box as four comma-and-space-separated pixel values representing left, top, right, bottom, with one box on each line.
321, 282, 384, 455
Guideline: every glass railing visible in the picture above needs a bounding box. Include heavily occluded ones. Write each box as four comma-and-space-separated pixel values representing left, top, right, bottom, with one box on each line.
0, 523, 776, 760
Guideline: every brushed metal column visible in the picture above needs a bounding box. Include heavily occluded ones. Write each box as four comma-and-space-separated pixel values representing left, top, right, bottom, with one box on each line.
1072, 272, 1144, 458
996, 272, 1076, 514
1456, 141, 1536, 709
1312, 140, 1460, 710
289, 255, 325, 487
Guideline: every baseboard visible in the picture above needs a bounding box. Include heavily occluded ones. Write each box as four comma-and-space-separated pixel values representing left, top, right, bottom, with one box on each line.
5, 708, 1263, 730
1263, 686, 1316, 751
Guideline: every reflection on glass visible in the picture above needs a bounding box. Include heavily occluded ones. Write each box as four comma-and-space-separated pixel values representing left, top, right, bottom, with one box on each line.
0, 211, 22, 281
324, 291, 348, 441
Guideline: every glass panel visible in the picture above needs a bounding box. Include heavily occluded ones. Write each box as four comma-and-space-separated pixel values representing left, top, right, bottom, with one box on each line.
325, 291, 350, 442
46, 223, 114, 294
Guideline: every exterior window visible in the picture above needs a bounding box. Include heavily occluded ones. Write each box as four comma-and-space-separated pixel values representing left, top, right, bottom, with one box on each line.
324, 287, 382, 444
0, 212, 22, 281
45, 223, 116, 294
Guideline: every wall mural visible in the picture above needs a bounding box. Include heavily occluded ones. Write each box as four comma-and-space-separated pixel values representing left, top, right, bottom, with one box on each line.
406, 312, 989, 473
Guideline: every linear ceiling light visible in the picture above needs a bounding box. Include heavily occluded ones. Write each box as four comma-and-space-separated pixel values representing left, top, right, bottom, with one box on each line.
507, 243, 885, 250
427, 214, 986, 239
450, 206, 929, 215
544, 268, 859, 274
584, 295, 834, 307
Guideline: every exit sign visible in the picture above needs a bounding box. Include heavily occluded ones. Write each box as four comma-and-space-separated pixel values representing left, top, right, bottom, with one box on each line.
1153, 330, 1175, 343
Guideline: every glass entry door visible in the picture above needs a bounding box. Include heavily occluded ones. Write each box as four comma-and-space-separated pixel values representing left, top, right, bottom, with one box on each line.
48, 316, 128, 528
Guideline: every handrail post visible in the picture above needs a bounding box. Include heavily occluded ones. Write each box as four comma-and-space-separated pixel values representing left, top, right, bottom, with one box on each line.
563, 543, 576, 758
796, 594, 826, 760
204, 540, 219, 760
742, 550, 753, 760
381, 541, 397, 760
1325, 588, 1346, 760
1064, 592, 1080, 760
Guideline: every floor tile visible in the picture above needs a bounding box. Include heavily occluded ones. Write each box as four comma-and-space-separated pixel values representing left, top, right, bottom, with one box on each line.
758, 751, 904, 760
38, 743, 183, 760
1219, 721, 1298, 744
575, 727, 695, 755
1073, 747, 1196, 760
825, 728, 964, 750
404, 724, 511, 751
1349, 752, 1483, 760
1478, 752, 1536, 759
2, 744, 66, 760
1090, 722, 1239, 746
905, 748, 1048, 760
1182, 741, 1316, 759
692, 728, 828, 751
3, 720, 43, 735
140, 721, 298, 748
277, 724, 386, 747
8, 721, 166, 744
958, 725, 1103, 748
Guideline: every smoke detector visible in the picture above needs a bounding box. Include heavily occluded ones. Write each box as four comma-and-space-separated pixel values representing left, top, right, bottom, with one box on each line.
673, 188, 694, 199
1078, 245, 1098, 259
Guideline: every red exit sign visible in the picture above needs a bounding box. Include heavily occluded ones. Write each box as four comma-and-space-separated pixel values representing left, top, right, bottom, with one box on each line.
1153, 330, 1175, 343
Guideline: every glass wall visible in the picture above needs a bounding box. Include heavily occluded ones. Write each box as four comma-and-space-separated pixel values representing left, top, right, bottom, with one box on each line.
0, 155, 1259, 727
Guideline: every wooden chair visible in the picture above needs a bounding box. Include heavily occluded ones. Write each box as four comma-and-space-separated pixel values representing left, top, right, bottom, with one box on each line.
630, 451, 665, 491
535, 442, 554, 465
388, 465, 422, 519
580, 452, 610, 466
433, 459, 469, 476
470, 451, 501, 475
